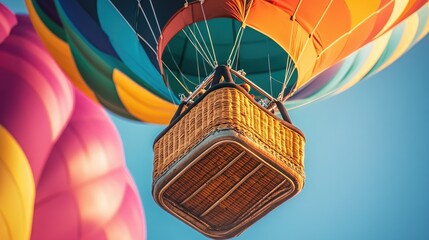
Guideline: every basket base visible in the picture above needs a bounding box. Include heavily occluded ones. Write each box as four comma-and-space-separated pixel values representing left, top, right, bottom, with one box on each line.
153, 130, 301, 239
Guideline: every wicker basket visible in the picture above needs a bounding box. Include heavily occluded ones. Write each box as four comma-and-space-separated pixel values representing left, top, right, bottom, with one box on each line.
153, 84, 305, 239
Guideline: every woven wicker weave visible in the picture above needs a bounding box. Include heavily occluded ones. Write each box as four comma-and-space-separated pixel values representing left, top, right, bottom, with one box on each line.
153, 84, 305, 239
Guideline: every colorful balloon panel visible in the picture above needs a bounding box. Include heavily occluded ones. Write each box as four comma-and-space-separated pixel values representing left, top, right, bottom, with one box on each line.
0, 12, 74, 186
25, 0, 429, 124
25, 0, 177, 124
32, 90, 146, 240
0, 125, 34, 240
0, 4, 146, 239
0, 6, 69, 239
288, 4, 429, 108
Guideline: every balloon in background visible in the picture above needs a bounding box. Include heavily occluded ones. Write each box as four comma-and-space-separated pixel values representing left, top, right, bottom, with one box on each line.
0, 4, 146, 240
32, 89, 146, 240
25, 0, 429, 124
0, 5, 73, 239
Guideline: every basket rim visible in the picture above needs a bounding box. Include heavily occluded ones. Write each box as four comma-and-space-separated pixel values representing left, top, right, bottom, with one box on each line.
153, 129, 304, 187
154, 83, 305, 146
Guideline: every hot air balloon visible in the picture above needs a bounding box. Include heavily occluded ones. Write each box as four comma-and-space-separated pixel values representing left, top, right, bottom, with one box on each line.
24, 0, 429, 238
0, 4, 146, 239
31, 89, 147, 240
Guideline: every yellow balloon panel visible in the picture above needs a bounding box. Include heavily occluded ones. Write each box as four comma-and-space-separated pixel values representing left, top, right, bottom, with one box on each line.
0, 125, 35, 240
113, 69, 176, 124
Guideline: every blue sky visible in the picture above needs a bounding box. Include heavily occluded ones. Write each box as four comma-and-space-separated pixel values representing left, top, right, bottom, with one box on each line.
4, 1, 429, 239
114, 37, 429, 240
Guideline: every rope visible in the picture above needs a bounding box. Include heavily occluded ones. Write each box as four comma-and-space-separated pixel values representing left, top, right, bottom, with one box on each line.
109, 0, 192, 100
165, 74, 178, 105
279, 53, 296, 100
229, 29, 245, 66
181, 29, 215, 68
311, 0, 333, 37
199, 1, 218, 65
135, 34, 157, 55
192, 22, 216, 64
317, 0, 394, 58
202, 55, 208, 76
292, 0, 303, 20
266, 41, 273, 96
278, 0, 300, 101
163, 62, 192, 94
227, 0, 255, 66
279, 57, 297, 100
137, 0, 158, 44
148, 0, 162, 35
242, 0, 255, 24
234, 43, 241, 81
270, 76, 284, 85
185, 25, 215, 65
233, 0, 250, 61
195, 30, 201, 83
278, 0, 333, 101
109, 0, 157, 55
166, 45, 198, 88
227, 27, 244, 65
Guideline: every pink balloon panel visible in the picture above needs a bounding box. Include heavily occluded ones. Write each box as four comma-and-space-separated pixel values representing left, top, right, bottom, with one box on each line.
0, 13, 74, 185
0, 5, 146, 239
32, 90, 146, 240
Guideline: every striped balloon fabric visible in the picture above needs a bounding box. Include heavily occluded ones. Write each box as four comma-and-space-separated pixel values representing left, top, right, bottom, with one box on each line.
289, 3, 429, 108
24, 0, 429, 124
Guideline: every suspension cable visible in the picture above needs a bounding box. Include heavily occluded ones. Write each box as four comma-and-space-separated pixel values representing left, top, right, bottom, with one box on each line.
192, 22, 216, 64
280, 33, 300, 100
229, 29, 245, 66
227, 27, 244, 65
165, 74, 178, 105
184, 25, 215, 65
148, 0, 162, 35
227, 0, 254, 66
181, 1, 216, 66
108, 0, 191, 100
233, 0, 247, 64
166, 45, 199, 88
109, 0, 158, 55
287, 1, 395, 108
292, 0, 303, 20
202, 55, 208, 76
278, 0, 333, 101
181, 29, 215, 68
242, 0, 255, 24
234, 44, 241, 77
279, 0, 300, 101
137, 0, 158, 44
317, 0, 394, 58
163, 62, 192, 94
194, 24, 201, 84
199, 0, 218, 65
195, 31, 201, 83
266, 40, 273, 96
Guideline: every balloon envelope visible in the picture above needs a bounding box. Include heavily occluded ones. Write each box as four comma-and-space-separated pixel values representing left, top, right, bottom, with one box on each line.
32, 89, 146, 240
25, 0, 429, 124
0, 4, 146, 239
